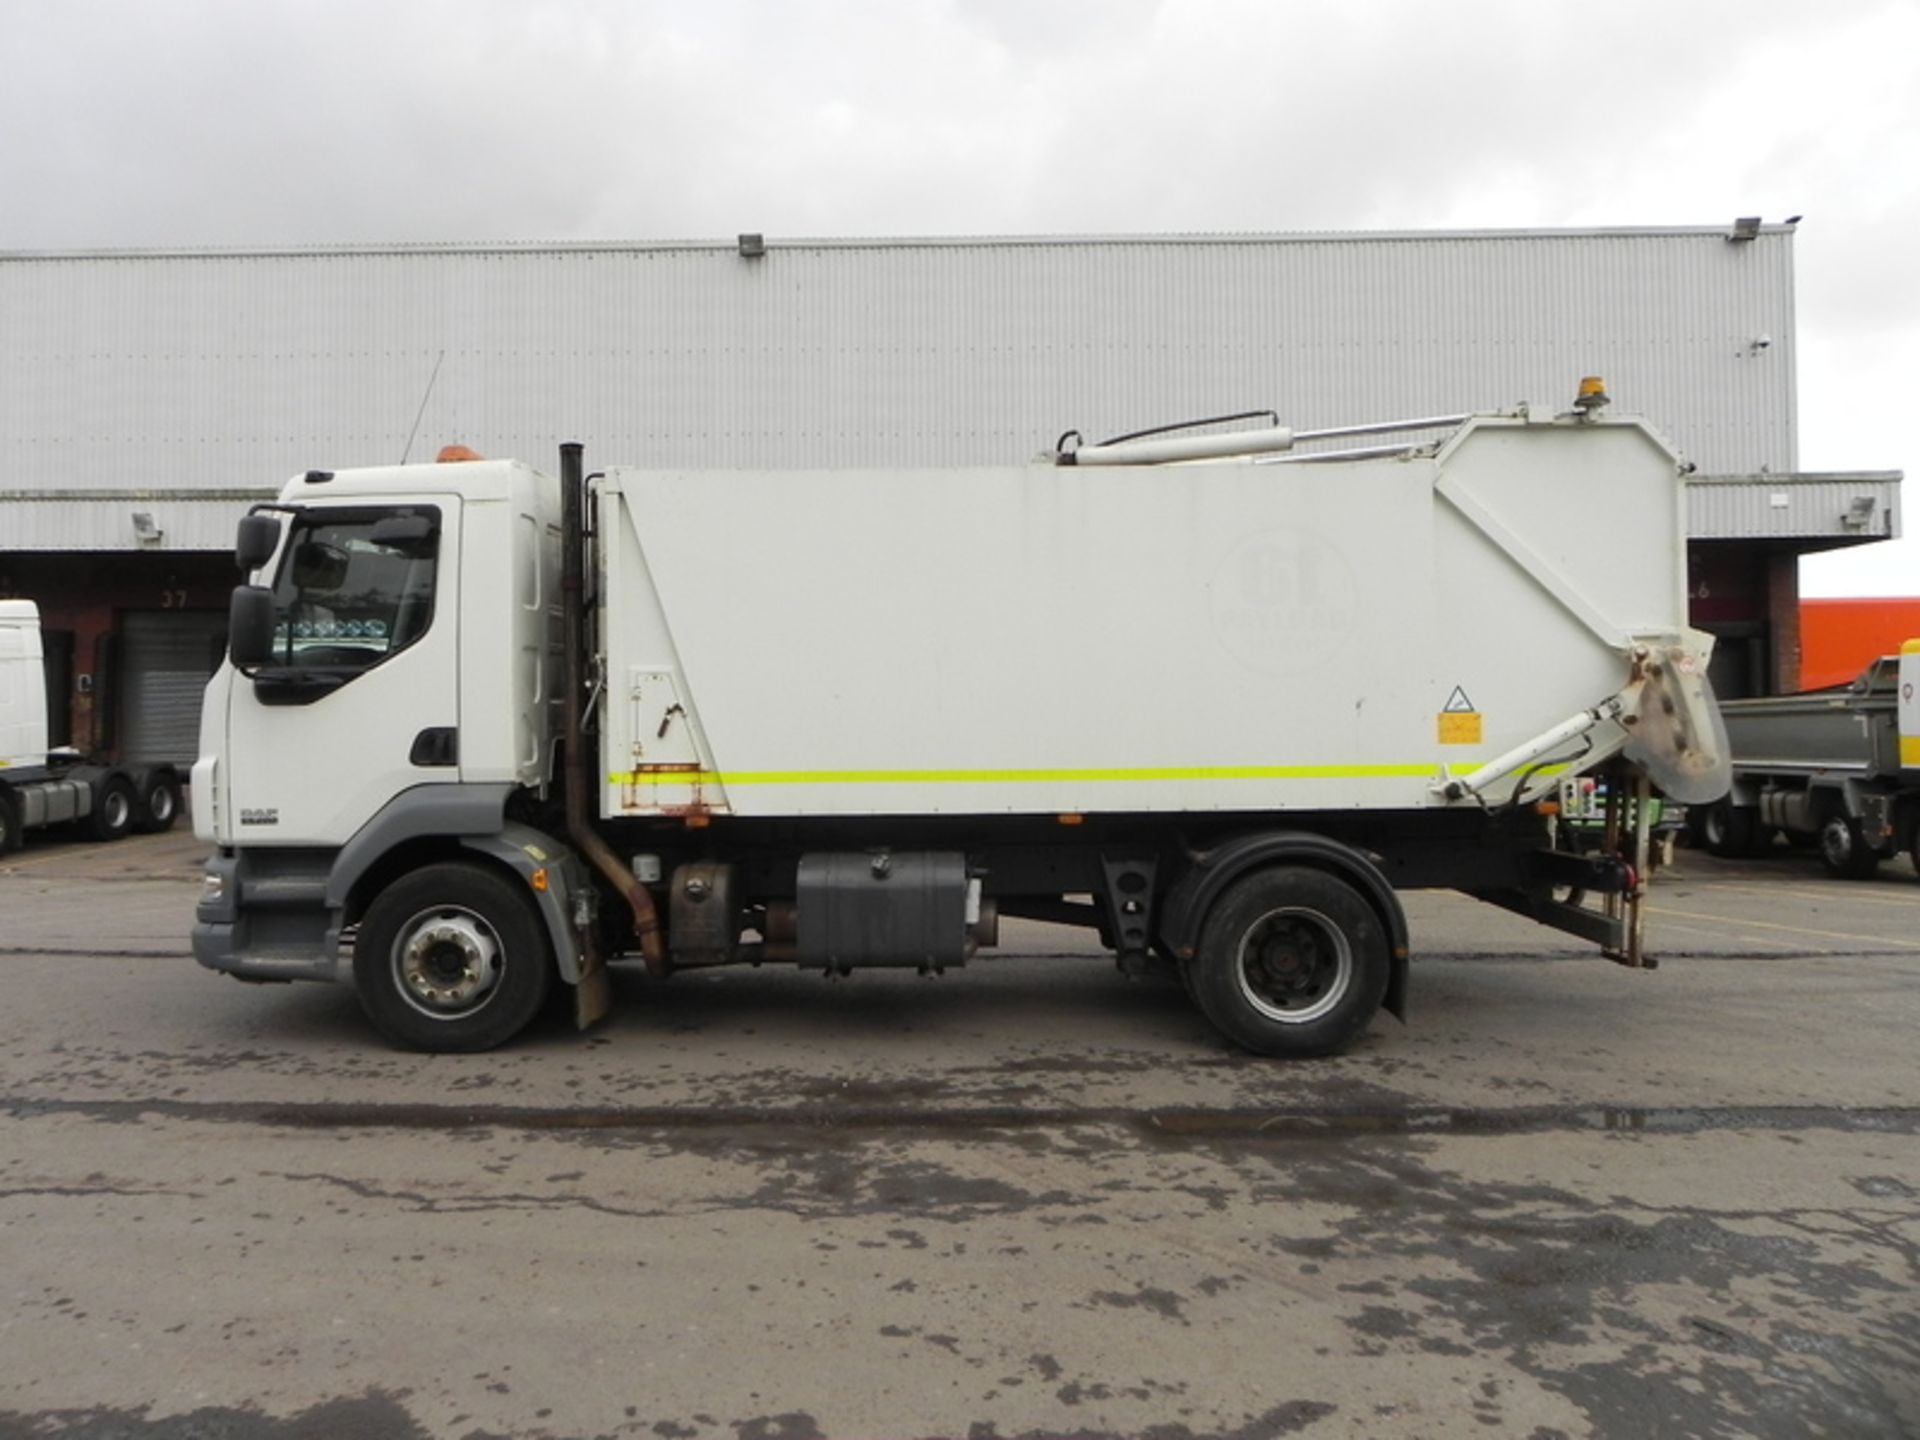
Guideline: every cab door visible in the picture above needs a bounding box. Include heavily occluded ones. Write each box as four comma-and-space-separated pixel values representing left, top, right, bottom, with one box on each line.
221, 498, 460, 847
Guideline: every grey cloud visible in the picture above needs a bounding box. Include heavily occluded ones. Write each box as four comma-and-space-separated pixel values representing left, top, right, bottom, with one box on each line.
0, 0, 1911, 592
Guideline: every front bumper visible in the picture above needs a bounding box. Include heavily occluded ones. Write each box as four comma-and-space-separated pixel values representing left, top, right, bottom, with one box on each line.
192, 849, 343, 984
191, 921, 343, 983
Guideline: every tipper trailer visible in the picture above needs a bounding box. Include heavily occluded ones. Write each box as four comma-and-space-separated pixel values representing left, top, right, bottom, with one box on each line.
192, 391, 1729, 1056
0, 600, 184, 853
1694, 643, 1920, 878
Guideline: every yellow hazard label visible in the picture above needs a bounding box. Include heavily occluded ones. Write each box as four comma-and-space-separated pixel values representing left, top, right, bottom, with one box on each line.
1438, 712, 1483, 745
1902, 734, 1920, 768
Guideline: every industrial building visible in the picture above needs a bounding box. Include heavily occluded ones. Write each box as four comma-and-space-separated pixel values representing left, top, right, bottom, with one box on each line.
0, 223, 1902, 765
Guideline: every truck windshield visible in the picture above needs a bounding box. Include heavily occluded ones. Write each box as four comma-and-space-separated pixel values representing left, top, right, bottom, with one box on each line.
266, 507, 441, 672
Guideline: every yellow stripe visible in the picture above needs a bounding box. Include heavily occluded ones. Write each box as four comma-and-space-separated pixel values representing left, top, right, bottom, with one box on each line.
609, 763, 1440, 787
1902, 734, 1920, 768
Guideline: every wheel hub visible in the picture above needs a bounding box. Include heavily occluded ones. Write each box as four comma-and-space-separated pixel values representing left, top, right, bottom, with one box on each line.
395, 911, 502, 1016
1235, 907, 1353, 1025
1260, 928, 1309, 974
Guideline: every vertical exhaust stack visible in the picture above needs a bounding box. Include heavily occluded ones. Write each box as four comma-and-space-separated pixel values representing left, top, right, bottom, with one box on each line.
560, 443, 667, 1002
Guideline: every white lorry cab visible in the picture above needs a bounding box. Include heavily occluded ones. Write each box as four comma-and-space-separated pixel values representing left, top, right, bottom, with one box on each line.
0, 599, 184, 853
193, 393, 1730, 1056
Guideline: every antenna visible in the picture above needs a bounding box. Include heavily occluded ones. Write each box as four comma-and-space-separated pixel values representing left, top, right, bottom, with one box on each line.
399, 349, 447, 464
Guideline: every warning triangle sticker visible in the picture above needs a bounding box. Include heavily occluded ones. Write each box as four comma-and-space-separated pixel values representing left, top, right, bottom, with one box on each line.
1443, 686, 1476, 713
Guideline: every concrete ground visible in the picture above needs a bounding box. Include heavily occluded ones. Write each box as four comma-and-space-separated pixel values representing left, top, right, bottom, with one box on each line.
1, 829, 1916, 1439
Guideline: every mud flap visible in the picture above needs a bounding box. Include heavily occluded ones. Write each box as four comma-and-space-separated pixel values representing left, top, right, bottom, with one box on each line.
574, 944, 612, 1030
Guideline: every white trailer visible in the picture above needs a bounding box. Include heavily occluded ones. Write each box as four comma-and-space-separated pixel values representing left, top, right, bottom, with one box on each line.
0, 600, 184, 852
192, 393, 1728, 1055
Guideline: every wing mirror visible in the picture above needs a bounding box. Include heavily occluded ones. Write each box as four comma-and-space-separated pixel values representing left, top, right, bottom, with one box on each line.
236, 514, 283, 572
228, 586, 276, 668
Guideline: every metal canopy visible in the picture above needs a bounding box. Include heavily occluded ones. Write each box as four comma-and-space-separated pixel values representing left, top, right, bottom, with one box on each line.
1686, 471, 1904, 550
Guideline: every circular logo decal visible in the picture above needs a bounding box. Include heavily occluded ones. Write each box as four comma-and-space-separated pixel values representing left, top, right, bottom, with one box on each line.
1208, 528, 1359, 675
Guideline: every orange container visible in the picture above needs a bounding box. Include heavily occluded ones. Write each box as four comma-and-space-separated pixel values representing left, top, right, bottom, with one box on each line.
1800, 598, 1920, 690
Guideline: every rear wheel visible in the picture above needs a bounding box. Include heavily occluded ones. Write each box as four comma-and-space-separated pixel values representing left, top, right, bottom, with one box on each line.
134, 773, 182, 834
352, 862, 554, 1052
87, 777, 135, 842
1189, 867, 1389, 1058
1819, 815, 1881, 880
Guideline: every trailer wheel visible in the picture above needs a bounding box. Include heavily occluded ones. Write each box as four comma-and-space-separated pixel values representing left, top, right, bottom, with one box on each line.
1189, 867, 1389, 1058
87, 777, 136, 842
1818, 815, 1881, 880
134, 773, 182, 834
0, 792, 21, 856
352, 862, 554, 1052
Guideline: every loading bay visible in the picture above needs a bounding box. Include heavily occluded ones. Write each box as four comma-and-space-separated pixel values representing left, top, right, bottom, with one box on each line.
2, 832, 1916, 1439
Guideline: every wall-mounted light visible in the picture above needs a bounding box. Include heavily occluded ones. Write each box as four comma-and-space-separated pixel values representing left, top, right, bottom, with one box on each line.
1842, 496, 1878, 530
130, 511, 164, 547
738, 233, 766, 259
1728, 216, 1762, 242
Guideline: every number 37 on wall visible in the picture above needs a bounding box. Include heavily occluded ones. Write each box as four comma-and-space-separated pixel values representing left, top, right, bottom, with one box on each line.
159, 589, 188, 609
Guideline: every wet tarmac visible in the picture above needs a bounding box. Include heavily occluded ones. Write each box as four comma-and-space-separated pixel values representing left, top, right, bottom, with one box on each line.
2, 831, 1917, 1438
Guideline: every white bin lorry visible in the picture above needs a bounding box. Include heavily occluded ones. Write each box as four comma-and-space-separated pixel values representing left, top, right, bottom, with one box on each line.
192, 392, 1729, 1056
0, 599, 184, 852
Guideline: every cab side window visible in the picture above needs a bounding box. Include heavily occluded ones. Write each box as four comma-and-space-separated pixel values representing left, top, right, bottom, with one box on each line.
266, 508, 441, 675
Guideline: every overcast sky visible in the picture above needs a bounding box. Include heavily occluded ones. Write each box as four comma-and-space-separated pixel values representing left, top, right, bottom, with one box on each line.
3, 0, 1915, 596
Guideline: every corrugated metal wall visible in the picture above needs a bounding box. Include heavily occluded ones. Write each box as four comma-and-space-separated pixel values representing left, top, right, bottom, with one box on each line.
1, 229, 1798, 548
0, 494, 270, 551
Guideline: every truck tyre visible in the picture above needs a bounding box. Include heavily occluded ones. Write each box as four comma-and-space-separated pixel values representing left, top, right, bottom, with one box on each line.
1818, 815, 1881, 880
1699, 801, 1760, 859
0, 791, 21, 856
352, 862, 554, 1052
134, 773, 182, 834
1189, 866, 1389, 1058
87, 777, 136, 842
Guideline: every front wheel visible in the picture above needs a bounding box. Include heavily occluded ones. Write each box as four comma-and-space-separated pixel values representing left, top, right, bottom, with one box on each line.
1819, 815, 1881, 880
352, 862, 554, 1052
1188, 867, 1390, 1058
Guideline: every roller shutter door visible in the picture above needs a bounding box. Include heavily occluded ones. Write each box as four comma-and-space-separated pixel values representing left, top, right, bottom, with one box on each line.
121, 611, 228, 766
